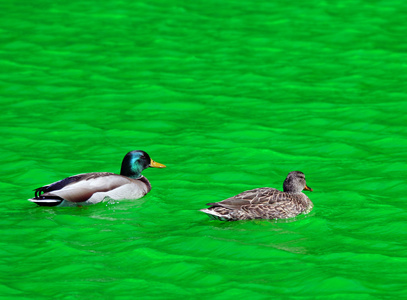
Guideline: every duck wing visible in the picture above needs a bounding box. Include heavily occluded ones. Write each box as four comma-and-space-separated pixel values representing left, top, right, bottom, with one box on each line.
34, 172, 134, 203
206, 187, 286, 209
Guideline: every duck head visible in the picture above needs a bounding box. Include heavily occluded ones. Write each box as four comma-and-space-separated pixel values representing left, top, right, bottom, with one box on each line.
283, 171, 313, 194
120, 150, 166, 178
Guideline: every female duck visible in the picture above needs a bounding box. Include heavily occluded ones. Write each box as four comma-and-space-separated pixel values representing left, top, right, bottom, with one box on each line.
200, 171, 313, 221
28, 150, 166, 207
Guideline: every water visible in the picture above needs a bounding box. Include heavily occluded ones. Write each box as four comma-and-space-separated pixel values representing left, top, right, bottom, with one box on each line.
1, 0, 407, 298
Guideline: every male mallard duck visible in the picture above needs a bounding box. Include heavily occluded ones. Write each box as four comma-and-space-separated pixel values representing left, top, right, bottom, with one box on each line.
200, 171, 313, 221
28, 150, 166, 207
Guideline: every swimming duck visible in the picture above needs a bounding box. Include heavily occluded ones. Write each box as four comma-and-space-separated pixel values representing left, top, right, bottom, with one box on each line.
200, 171, 313, 221
28, 150, 166, 207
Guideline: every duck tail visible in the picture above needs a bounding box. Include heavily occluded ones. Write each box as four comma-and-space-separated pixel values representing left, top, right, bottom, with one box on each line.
200, 208, 231, 221
28, 196, 63, 207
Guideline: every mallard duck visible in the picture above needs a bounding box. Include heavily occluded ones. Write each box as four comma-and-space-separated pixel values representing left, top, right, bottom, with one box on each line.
28, 150, 166, 207
200, 171, 313, 221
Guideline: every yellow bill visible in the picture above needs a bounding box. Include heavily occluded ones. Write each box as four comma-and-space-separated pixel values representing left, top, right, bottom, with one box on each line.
150, 159, 166, 168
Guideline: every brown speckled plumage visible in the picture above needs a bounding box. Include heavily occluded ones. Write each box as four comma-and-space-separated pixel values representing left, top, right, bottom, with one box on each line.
201, 171, 313, 221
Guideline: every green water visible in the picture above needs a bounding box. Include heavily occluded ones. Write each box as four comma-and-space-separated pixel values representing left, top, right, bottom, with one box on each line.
1, 0, 407, 298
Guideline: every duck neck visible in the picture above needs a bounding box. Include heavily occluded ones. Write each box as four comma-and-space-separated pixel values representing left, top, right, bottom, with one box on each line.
121, 170, 142, 179
127, 173, 143, 179
284, 190, 303, 194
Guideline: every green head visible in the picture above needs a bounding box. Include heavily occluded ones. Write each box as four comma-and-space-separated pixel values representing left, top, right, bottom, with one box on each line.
120, 150, 166, 178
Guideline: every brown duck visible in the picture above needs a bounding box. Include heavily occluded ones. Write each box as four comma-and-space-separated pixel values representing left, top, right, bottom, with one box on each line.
200, 171, 313, 221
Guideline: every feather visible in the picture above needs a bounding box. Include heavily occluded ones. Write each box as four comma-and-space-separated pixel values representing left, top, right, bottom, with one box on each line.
201, 171, 313, 221
28, 150, 165, 207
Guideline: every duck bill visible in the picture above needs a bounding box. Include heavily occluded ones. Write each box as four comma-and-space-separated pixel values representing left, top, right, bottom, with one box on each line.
303, 185, 313, 192
150, 159, 166, 168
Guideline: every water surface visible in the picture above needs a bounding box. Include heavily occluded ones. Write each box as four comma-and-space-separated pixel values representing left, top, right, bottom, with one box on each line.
1, 0, 407, 299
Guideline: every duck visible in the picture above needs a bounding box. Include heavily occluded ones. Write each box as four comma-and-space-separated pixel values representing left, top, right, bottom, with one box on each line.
200, 171, 313, 221
28, 150, 166, 207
